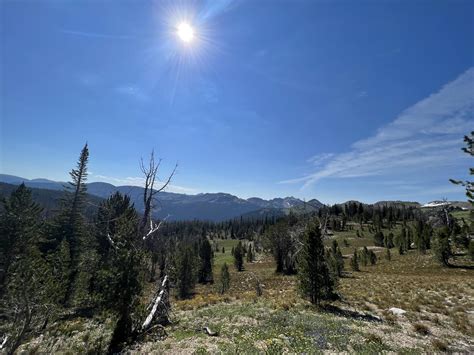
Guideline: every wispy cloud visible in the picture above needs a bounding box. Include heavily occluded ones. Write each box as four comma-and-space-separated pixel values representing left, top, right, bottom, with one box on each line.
306, 153, 335, 166
77, 73, 101, 87
61, 29, 137, 40
91, 174, 198, 194
199, 0, 237, 21
199, 80, 219, 103
281, 67, 474, 188
115, 85, 150, 102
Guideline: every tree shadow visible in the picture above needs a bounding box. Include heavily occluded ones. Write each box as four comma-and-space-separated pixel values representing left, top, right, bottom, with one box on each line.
321, 304, 382, 323
447, 263, 474, 270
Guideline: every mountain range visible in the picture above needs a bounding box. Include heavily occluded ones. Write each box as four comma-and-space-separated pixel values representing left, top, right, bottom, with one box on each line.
0, 174, 323, 221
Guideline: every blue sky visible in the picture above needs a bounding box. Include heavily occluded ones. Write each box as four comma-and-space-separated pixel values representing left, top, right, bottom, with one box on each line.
1, 0, 473, 204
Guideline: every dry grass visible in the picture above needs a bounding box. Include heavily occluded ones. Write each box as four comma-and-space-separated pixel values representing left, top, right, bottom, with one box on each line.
18, 235, 474, 353
432, 338, 449, 352
413, 322, 430, 336
167, 238, 474, 353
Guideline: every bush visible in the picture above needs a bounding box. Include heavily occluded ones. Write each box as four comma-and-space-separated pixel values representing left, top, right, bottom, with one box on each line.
432, 339, 448, 351
413, 322, 430, 336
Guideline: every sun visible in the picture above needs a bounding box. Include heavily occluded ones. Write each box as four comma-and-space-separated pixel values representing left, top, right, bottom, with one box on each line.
176, 22, 194, 43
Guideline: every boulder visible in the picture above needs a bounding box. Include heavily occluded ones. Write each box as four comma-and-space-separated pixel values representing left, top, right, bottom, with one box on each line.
388, 307, 407, 316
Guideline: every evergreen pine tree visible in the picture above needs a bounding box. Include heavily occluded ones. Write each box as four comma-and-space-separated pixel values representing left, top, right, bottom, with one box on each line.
233, 241, 244, 271
384, 232, 394, 249
373, 231, 384, 247
0, 185, 58, 354
416, 226, 429, 254
396, 228, 406, 255
93, 193, 142, 309
328, 240, 344, 278
297, 223, 335, 305
93, 193, 143, 353
361, 246, 369, 266
350, 249, 360, 271
198, 238, 214, 284
175, 245, 197, 299
54, 143, 90, 305
398, 243, 404, 255
407, 228, 413, 250
369, 250, 377, 265
433, 227, 452, 266
450, 131, 473, 204
0, 183, 43, 291
219, 263, 230, 294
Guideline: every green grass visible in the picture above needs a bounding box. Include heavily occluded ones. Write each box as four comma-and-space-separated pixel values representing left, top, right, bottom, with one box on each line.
164, 300, 392, 353
451, 210, 472, 221
213, 239, 240, 268
329, 223, 404, 255
16, 231, 474, 354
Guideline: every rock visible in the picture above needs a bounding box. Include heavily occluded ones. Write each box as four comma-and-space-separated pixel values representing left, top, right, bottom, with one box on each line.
203, 327, 218, 336
388, 307, 407, 316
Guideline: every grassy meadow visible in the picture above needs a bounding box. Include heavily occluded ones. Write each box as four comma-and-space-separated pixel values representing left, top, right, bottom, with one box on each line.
17, 223, 474, 354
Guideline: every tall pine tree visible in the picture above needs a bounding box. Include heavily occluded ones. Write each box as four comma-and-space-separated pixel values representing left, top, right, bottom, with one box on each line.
198, 238, 214, 284
54, 143, 90, 305
298, 223, 335, 305
233, 241, 244, 271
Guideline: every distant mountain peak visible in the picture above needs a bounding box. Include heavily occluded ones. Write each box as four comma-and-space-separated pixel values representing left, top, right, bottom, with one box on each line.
0, 174, 319, 221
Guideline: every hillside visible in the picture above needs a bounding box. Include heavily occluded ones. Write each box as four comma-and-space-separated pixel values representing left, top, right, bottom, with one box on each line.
0, 182, 103, 218
12, 221, 474, 354
0, 175, 322, 221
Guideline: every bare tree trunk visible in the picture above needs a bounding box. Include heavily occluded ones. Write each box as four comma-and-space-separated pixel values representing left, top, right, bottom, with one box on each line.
138, 152, 176, 332
139, 151, 177, 239
142, 276, 170, 330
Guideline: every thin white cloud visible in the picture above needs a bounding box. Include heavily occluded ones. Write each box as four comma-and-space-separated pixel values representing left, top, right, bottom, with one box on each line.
61, 29, 136, 40
199, 80, 219, 104
281, 67, 474, 188
115, 85, 150, 102
77, 73, 101, 87
91, 174, 197, 194
199, 0, 236, 21
306, 153, 335, 166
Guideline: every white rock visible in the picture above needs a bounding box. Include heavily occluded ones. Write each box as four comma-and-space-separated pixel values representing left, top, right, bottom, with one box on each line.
388, 307, 407, 316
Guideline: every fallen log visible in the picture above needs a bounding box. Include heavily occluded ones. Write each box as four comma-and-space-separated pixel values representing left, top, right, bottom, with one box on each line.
142, 275, 169, 330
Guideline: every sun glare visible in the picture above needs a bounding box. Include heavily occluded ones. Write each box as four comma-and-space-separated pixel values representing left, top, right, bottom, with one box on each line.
177, 22, 194, 43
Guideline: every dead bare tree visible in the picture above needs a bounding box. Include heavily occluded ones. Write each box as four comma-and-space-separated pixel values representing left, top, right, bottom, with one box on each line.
142, 275, 170, 330
139, 151, 177, 239
138, 151, 177, 331
103, 152, 177, 352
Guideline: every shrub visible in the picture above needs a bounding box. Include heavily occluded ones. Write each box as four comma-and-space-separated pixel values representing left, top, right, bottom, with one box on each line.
413, 322, 430, 336
432, 339, 448, 351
